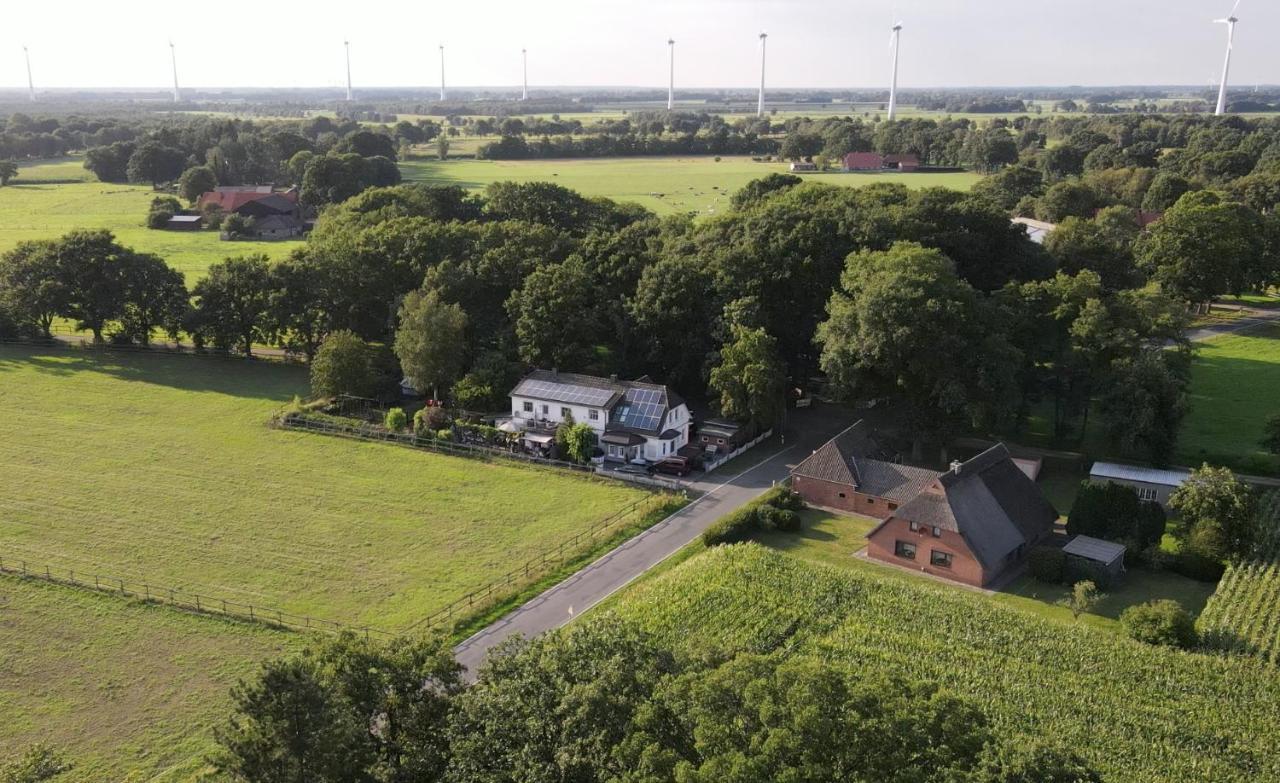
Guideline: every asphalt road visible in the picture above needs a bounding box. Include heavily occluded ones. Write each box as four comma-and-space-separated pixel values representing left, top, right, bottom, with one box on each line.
1185, 307, 1280, 343
453, 406, 855, 678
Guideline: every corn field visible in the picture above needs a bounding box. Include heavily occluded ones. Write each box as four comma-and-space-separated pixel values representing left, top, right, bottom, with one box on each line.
614, 544, 1280, 782
1198, 490, 1280, 666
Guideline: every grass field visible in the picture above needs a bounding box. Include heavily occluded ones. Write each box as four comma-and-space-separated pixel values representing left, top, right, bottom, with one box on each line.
0, 345, 648, 629
1, 158, 294, 282
610, 543, 1280, 782
1179, 324, 1280, 474
0, 575, 297, 782
399, 156, 980, 215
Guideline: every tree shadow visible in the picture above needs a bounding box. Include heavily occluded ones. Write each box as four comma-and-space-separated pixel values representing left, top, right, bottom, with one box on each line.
0, 343, 306, 402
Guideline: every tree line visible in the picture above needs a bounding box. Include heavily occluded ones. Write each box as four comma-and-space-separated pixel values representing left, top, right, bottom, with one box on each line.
212, 616, 1099, 783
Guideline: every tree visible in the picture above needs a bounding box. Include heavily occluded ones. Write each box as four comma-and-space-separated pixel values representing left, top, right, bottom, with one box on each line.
177, 165, 218, 204
222, 213, 256, 238
1141, 173, 1191, 212
560, 422, 598, 464
0, 159, 17, 186
0, 240, 66, 336
971, 164, 1044, 211
1067, 481, 1166, 551
1168, 464, 1257, 562
1120, 600, 1198, 649
310, 330, 374, 399
709, 323, 785, 430
125, 141, 186, 187
394, 288, 468, 400
1262, 413, 1280, 455
729, 173, 802, 210
436, 135, 450, 160
55, 229, 133, 342
189, 255, 273, 355
509, 256, 601, 369
1135, 191, 1265, 306
215, 657, 369, 783
1058, 580, 1101, 619
117, 251, 188, 344
1043, 207, 1142, 291
300, 153, 373, 206
267, 256, 330, 360
1097, 349, 1190, 465
1036, 181, 1101, 223
628, 254, 717, 389
83, 141, 135, 183
0, 745, 71, 783
336, 130, 398, 160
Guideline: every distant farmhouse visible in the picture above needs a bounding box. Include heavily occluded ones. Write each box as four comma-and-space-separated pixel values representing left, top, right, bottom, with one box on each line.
792, 423, 1059, 587
198, 186, 305, 240
842, 152, 921, 172
508, 370, 690, 464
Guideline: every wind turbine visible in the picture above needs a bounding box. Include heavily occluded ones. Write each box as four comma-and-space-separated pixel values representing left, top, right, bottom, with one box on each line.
667, 38, 675, 111
23, 45, 35, 102
522, 48, 528, 101
439, 45, 447, 101
344, 40, 353, 101
1213, 0, 1241, 116
169, 41, 180, 103
887, 22, 903, 121
757, 32, 768, 117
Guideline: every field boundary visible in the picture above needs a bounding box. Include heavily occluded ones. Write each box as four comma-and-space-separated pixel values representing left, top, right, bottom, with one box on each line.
0, 330, 301, 363
0, 554, 396, 639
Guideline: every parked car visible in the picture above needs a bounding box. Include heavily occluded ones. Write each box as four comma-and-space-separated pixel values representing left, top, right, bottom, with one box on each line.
614, 463, 652, 477
650, 456, 692, 477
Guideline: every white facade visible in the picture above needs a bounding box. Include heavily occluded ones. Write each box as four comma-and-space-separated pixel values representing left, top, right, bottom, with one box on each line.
510, 395, 608, 432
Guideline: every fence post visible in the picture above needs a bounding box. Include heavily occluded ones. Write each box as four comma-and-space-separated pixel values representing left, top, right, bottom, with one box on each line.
94, 575, 100, 589
119, 579, 125, 595
249, 605, 254, 620
145, 584, 150, 600
195, 595, 201, 611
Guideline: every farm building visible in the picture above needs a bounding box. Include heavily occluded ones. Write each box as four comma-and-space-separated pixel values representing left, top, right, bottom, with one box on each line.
865, 444, 1059, 587
199, 186, 304, 240
843, 152, 886, 171
790, 422, 940, 519
507, 369, 690, 464
696, 418, 749, 455
1012, 216, 1056, 244
1087, 462, 1191, 506
1062, 535, 1127, 583
197, 185, 298, 213
789, 161, 818, 172
163, 214, 202, 231
884, 153, 920, 171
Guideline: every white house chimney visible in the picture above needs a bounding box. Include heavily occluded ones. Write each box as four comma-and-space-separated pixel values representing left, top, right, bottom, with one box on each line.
950, 460, 963, 474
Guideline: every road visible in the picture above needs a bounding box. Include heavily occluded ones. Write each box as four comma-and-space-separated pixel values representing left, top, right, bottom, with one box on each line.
1185, 306, 1280, 343
452, 406, 855, 678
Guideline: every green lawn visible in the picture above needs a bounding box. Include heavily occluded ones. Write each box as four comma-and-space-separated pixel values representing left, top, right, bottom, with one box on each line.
0, 575, 298, 782
399, 156, 981, 216
0, 345, 649, 630
1180, 324, 1280, 474
0, 159, 293, 282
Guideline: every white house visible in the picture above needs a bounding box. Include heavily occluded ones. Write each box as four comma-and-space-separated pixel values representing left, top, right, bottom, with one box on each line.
509, 369, 691, 463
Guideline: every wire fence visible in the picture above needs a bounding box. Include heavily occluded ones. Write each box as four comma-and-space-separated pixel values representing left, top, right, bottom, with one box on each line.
0, 555, 397, 640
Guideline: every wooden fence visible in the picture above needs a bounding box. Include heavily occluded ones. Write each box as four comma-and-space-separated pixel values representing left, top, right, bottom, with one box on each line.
0, 555, 396, 640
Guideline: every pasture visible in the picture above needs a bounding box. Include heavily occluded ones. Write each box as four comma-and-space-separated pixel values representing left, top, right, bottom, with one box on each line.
0, 158, 293, 282
611, 544, 1280, 783
0, 345, 649, 630
0, 575, 297, 782
1179, 324, 1280, 474
399, 156, 981, 215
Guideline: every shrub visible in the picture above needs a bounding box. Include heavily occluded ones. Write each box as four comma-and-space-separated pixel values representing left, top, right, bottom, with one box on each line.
759, 486, 805, 511
772, 509, 801, 532
1065, 556, 1114, 591
146, 209, 173, 229
1121, 599, 1198, 648
1171, 550, 1226, 583
702, 507, 760, 547
384, 407, 407, 431
310, 330, 373, 399
1028, 545, 1066, 584
436, 428, 453, 441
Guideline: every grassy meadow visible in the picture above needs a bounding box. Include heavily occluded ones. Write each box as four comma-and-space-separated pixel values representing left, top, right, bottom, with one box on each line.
0, 575, 298, 782
1, 158, 294, 282
400, 155, 980, 215
1179, 324, 1280, 474
0, 345, 648, 630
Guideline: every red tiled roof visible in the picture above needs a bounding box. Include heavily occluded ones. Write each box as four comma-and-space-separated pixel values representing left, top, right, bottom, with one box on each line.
197, 186, 297, 213
843, 152, 885, 170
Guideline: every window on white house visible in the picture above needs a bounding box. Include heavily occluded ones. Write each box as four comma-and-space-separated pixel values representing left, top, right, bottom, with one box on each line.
541, 404, 549, 415
894, 540, 917, 559
561, 407, 571, 418
1137, 487, 1157, 502
589, 409, 599, 421
930, 550, 953, 568
522, 401, 533, 413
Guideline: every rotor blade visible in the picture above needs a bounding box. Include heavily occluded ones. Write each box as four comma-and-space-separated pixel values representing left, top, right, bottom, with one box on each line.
1230, 0, 1242, 17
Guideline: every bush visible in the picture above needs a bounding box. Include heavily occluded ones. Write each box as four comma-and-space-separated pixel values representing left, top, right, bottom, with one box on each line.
702, 507, 760, 547
1171, 550, 1226, 583
146, 209, 173, 229
1028, 546, 1066, 584
759, 486, 805, 511
1120, 599, 1198, 648
310, 330, 374, 399
1065, 556, 1114, 591
384, 407, 407, 431
772, 509, 801, 532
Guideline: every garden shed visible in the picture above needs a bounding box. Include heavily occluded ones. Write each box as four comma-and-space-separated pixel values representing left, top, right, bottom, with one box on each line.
1062, 535, 1126, 582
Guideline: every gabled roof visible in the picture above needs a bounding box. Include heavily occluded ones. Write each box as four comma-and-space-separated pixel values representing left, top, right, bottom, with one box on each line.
1089, 461, 1190, 488
197, 186, 298, 214
879, 444, 1058, 570
790, 422, 940, 502
511, 369, 685, 437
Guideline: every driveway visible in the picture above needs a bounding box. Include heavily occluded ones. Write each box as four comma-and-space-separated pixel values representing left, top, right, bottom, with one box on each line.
1185, 307, 1280, 343
452, 405, 855, 678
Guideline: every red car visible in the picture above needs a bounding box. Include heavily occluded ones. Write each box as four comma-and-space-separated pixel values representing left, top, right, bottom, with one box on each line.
650, 456, 692, 477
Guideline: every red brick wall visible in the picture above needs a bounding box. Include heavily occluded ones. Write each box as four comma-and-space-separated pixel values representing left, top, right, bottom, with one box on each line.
791, 476, 902, 520
867, 517, 989, 587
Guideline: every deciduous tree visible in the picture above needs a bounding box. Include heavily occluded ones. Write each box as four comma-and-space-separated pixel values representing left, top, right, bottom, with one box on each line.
708, 323, 785, 430
394, 288, 468, 400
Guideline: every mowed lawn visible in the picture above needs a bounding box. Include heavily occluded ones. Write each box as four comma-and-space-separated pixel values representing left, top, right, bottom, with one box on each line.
1, 158, 293, 282
0, 345, 648, 629
1180, 324, 1280, 474
0, 575, 298, 782
400, 156, 981, 216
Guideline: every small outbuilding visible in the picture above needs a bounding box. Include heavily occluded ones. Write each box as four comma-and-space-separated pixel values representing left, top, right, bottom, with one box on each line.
1088, 462, 1191, 507
1062, 534, 1127, 582
164, 214, 203, 231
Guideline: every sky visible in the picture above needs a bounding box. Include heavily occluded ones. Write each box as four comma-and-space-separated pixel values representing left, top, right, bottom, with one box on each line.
3, 0, 1277, 91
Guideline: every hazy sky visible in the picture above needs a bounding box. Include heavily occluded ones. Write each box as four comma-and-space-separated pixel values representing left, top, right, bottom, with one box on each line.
4, 0, 1277, 91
